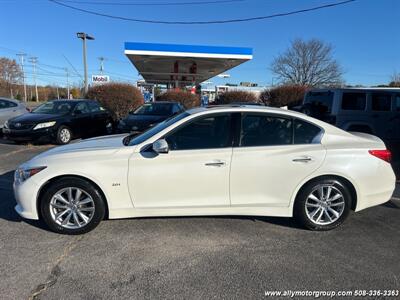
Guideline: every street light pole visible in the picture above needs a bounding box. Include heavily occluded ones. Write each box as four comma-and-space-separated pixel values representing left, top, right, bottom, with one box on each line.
77, 32, 94, 95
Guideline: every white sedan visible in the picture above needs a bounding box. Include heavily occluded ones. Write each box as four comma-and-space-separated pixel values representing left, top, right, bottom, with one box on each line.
13, 106, 395, 234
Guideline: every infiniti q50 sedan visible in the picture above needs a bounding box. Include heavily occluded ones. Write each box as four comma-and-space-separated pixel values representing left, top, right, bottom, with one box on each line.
13, 106, 395, 234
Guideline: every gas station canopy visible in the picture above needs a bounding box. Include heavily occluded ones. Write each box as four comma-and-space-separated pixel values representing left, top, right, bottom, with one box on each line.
124, 42, 253, 87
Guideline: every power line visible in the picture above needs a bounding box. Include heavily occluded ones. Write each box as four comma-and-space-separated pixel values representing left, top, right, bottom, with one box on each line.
49, 0, 357, 25
63, 54, 83, 80
58, 0, 245, 6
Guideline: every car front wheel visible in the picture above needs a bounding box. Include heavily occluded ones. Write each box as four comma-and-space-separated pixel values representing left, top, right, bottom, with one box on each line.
40, 177, 105, 234
294, 178, 352, 231
56, 126, 72, 145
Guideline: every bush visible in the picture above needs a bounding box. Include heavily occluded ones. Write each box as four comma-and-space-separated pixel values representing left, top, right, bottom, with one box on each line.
259, 85, 309, 107
156, 90, 200, 108
86, 83, 144, 120
215, 90, 258, 105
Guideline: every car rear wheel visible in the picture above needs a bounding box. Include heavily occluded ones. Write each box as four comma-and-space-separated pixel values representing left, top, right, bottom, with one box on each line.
294, 178, 352, 231
56, 126, 72, 145
40, 177, 105, 234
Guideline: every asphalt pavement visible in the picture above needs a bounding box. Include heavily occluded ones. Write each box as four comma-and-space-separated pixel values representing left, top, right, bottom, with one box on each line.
0, 140, 399, 300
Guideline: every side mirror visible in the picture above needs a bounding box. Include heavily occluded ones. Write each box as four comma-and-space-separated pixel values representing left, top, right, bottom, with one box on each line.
152, 139, 169, 154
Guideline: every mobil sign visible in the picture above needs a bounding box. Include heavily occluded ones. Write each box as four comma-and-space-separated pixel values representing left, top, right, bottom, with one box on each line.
92, 75, 110, 84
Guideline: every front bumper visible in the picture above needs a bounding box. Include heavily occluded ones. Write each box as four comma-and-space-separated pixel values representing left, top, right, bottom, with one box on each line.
13, 177, 40, 220
3, 127, 56, 142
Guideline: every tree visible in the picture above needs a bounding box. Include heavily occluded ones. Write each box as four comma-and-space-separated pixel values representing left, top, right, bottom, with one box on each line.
157, 90, 200, 108
271, 39, 343, 87
389, 72, 400, 87
259, 85, 309, 107
215, 90, 258, 104
0, 57, 23, 97
86, 83, 144, 120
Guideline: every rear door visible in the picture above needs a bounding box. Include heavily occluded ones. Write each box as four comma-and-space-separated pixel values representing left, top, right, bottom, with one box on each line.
87, 101, 108, 135
71, 102, 92, 137
230, 113, 326, 207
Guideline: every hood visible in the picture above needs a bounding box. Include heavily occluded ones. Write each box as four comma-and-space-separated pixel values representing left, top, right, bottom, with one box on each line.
9, 113, 63, 124
32, 134, 126, 160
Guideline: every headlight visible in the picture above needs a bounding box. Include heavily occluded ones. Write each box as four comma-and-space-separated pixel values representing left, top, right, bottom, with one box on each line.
3, 120, 8, 129
14, 166, 47, 184
33, 121, 56, 130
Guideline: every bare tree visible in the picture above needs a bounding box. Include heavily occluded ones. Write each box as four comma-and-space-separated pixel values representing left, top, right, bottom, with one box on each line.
0, 57, 23, 98
389, 72, 400, 87
271, 39, 343, 87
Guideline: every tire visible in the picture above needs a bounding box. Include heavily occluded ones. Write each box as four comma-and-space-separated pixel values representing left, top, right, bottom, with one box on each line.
56, 125, 72, 145
294, 178, 352, 231
40, 177, 105, 234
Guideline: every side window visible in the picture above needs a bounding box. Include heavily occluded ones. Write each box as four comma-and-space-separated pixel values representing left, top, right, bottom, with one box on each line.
294, 119, 323, 144
240, 114, 292, 147
0, 100, 7, 109
394, 94, 400, 111
0, 100, 16, 109
371, 92, 391, 111
74, 102, 90, 114
166, 114, 231, 150
341, 92, 366, 110
87, 101, 101, 112
172, 104, 181, 114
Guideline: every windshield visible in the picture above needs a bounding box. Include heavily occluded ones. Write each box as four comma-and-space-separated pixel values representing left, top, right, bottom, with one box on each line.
133, 103, 174, 116
126, 112, 190, 146
32, 101, 73, 114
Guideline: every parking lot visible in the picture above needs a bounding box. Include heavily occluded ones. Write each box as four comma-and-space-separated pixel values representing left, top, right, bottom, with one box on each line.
1, 139, 400, 300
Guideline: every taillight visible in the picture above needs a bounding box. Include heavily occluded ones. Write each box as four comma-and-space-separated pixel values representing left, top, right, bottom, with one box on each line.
368, 150, 392, 163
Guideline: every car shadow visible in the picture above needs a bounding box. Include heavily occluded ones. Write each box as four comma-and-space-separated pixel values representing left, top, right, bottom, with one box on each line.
0, 170, 48, 230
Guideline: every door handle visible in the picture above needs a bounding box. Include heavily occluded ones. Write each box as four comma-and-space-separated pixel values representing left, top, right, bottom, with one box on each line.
205, 160, 226, 167
292, 156, 313, 163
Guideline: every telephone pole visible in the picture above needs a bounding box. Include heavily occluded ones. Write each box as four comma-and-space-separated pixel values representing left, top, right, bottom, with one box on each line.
98, 57, 105, 75
16, 53, 27, 102
29, 57, 39, 102
65, 68, 70, 99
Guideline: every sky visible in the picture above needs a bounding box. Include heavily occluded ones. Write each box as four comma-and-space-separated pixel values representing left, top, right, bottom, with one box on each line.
0, 0, 399, 88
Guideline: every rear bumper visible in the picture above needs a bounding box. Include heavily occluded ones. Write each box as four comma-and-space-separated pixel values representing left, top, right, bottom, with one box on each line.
355, 162, 396, 211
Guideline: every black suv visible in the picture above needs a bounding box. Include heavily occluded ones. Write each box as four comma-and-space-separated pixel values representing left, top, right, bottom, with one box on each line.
3, 99, 113, 144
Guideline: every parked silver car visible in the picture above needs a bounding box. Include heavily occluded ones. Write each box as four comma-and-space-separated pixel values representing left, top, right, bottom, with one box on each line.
0, 98, 28, 130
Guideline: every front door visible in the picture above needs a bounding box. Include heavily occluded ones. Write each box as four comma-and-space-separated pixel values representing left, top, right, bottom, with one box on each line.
129, 113, 233, 208
230, 113, 326, 207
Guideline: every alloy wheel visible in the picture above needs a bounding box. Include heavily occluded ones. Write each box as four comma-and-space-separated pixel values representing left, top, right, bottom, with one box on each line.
59, 128, 71, 143
305, 184, 345, 225
49, 187, 95, 229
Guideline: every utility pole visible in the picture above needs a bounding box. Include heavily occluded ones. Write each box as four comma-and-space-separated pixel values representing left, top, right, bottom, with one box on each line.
16, 53, 27, 102
29, 57, 39, 102
65, 68, 70, 99
77, 32, 95, 95
98, 57, 105, 75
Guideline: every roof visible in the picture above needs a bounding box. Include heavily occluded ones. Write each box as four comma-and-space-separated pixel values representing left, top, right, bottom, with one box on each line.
124, 42, 252, 86
309, 87, 400, 92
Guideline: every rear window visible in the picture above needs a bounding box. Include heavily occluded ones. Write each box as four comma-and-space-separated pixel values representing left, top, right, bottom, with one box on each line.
304, 91, 333, 114
341, 92, 366, 110
371, 92, 391, 111
394, 94, 400, 111
294, 119, 323, 144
